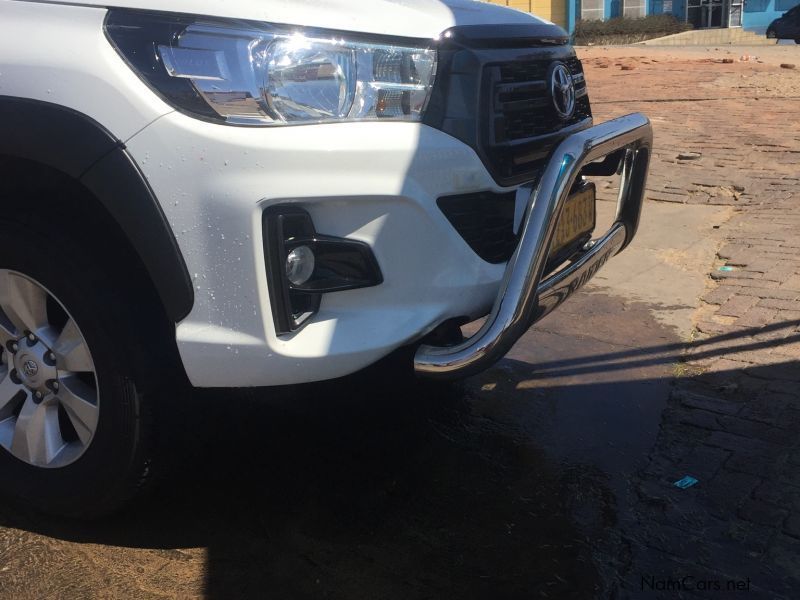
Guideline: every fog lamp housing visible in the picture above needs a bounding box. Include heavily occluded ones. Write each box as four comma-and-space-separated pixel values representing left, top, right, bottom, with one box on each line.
263, 205, 383, 335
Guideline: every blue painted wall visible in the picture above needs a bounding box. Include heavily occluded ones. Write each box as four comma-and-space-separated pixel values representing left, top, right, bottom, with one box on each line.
743, 0, 800, 29
650, 0, 687, 18
575, 0, 690, 25
572, 0, 797, 31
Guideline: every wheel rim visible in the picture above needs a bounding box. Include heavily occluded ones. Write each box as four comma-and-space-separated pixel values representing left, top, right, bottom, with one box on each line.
0, 270, 99, 468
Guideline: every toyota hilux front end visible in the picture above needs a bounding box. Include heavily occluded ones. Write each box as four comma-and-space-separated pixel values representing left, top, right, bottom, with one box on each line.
0, 0, 650, 516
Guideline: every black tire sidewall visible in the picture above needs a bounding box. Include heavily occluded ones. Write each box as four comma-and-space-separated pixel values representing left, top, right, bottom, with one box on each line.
0, 221, 147, 516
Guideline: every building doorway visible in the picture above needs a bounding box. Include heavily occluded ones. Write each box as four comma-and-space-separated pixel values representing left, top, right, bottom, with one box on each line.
686, 0, 743, 28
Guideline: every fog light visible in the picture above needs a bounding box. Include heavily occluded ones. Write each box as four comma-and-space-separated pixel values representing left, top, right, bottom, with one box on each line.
263, 205, 382, 335
285, 245, 315, 287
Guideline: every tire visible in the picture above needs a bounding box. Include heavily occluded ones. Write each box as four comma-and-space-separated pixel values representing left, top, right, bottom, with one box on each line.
0, 219, 156, 518
766, 28, 777, 39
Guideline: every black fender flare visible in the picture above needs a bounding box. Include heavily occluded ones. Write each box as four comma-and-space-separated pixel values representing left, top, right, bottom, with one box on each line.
0, 96, 193, 322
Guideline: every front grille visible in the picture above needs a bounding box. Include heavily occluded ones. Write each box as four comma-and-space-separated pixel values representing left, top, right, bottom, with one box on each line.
485, 57, 591, 182
438, 192, 517, 264
422, 28, 593, 187
493, 57, 590, 143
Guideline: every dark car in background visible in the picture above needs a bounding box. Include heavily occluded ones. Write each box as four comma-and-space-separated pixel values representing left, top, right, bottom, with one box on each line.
767, 5, 800, 42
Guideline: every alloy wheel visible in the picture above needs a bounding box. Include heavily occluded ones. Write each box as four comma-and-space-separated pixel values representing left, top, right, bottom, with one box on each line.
0, 270, 99, 468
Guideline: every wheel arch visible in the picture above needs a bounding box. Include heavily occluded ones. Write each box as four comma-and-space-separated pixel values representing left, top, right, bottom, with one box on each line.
0, 96, 194, 323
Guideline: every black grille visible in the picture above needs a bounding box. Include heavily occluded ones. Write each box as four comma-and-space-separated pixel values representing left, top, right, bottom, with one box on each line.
493, 57, 590, 143
438, 192, 517, 264
422, 28, 593, 187
486, 57, 591, 182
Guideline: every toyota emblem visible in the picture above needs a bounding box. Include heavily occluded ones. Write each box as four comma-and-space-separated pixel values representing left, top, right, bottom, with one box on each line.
22, 359, 39, 378
550, 63, 576, 120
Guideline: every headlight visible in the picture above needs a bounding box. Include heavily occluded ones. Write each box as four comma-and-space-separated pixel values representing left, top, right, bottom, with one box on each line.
105, 10, 437, 126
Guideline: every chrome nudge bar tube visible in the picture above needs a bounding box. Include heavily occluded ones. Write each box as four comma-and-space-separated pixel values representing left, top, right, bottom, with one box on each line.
414, 113, 653, 379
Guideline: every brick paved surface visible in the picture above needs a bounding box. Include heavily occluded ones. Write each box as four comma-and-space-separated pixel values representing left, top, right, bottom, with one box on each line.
579, 47, 800, 597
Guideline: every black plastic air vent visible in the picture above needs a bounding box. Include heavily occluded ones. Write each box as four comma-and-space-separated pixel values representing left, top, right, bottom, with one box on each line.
437, 191, 518, 264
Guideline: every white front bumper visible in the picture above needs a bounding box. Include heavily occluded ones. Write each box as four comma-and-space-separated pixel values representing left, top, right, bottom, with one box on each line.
126, 114, 512, 386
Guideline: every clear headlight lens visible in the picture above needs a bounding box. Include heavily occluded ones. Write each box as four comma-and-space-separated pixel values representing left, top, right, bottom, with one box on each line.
265, 40, 357, 122
106, 11, 437, 126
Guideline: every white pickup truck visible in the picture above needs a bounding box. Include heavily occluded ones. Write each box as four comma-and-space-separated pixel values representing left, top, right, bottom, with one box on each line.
0, 0, 651, 516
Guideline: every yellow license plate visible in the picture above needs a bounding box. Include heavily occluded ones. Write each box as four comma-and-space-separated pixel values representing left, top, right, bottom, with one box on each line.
551, 184, 596, 257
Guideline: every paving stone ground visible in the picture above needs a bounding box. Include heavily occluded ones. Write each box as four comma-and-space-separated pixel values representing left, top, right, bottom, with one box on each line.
578, 46, 800, 598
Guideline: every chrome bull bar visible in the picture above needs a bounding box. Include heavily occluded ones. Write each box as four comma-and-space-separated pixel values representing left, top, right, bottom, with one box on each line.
414, 113, 653, 379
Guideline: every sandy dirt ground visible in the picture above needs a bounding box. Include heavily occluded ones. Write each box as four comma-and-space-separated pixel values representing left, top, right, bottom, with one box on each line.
579, 44, 800, 99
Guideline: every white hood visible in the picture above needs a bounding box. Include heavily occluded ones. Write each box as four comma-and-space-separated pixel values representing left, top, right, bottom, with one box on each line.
49, 0, 547, 39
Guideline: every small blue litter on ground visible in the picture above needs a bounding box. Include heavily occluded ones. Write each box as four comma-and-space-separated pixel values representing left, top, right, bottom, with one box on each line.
718, 266, 735, 272
674, 476, 699, 489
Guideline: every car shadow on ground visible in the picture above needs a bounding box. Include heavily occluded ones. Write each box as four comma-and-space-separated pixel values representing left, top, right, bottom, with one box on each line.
0, 322, 797, 599
0, 358, 606, 599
